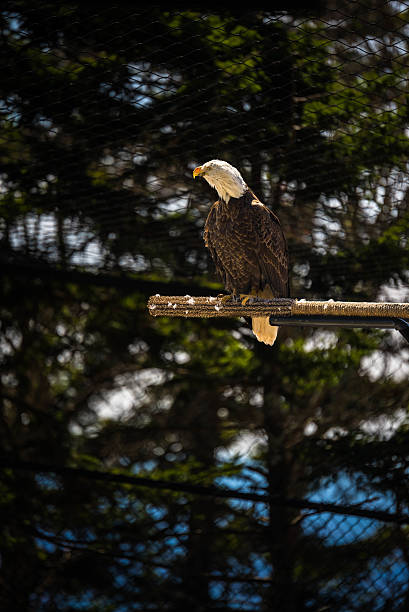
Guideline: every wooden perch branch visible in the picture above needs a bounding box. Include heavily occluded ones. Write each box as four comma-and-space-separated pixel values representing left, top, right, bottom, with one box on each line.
147, 295, 409, 320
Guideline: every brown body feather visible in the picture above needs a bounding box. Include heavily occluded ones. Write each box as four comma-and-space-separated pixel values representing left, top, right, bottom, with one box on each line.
204, 189, 289, 345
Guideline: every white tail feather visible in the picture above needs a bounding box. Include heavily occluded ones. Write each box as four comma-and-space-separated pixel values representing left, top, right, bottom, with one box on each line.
251, 316, 278, 346
250, 285, 279, 346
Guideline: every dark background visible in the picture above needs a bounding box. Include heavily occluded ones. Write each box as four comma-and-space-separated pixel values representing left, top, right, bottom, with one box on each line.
1, 2, 409, 610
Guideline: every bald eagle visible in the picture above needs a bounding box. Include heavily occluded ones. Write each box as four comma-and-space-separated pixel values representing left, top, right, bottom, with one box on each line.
193, 159, 289, 345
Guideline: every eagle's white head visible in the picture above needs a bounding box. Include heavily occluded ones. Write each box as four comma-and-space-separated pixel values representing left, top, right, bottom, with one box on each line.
193, 159, 247, 203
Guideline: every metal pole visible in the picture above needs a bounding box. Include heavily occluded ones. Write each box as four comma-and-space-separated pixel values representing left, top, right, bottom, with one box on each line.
268, 314, 409, 344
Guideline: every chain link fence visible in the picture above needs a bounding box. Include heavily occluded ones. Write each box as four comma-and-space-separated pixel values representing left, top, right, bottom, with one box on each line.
1, 3, 409, 611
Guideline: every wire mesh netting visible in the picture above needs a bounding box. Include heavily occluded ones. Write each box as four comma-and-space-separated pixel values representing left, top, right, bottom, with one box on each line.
2, 2, 409, 299
2, 2, 409, 611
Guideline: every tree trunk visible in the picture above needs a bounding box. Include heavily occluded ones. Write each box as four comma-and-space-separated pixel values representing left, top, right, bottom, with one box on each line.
263, 364, 300, 612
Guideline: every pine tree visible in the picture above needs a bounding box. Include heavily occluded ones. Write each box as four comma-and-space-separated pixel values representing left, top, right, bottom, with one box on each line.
1, 3, 409, 610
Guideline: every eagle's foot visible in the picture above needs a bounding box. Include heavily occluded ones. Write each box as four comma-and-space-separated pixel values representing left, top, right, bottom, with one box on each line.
217, 293, 236, 304
240, 293, 255, 306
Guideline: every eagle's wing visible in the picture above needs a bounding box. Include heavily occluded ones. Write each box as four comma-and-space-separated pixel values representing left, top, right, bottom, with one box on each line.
204, 201, 229, 287
250, 196, 289, 297
204, 194, 289, 298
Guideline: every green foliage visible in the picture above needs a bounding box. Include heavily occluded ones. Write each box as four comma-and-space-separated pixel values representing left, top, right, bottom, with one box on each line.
1, 3, 409, 611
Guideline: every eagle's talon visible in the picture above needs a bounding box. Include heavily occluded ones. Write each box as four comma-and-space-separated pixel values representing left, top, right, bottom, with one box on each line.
240, 293, 254, 306
218, 293, 236, 304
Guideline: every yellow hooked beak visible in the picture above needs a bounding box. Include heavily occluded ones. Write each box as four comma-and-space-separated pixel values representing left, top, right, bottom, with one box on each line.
193, 166, 203, 179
